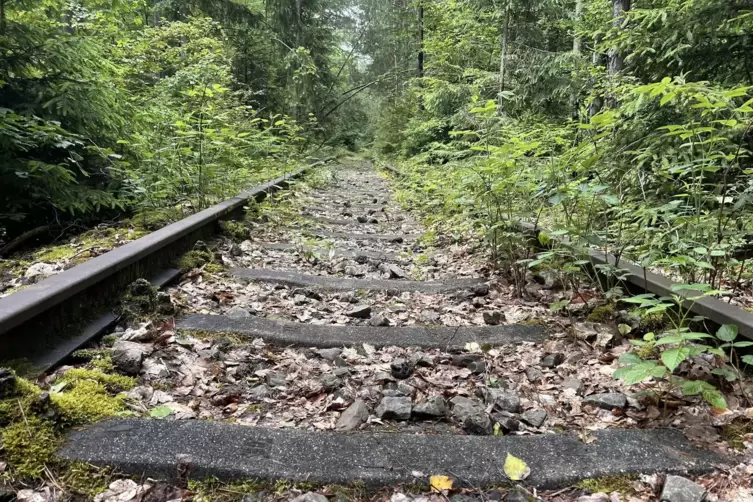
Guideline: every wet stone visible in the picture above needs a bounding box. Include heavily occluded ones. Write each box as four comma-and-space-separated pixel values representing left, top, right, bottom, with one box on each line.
583, 392, 627, 410
660, 475, 706, 502
413, 396, 447, 418
376, 396, 412, 420
540, 352, 565, 368
520, 409, 547, 428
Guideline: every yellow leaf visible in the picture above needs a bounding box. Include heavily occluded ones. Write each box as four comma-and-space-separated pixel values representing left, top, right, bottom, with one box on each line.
429, 475, 454, 491
503, 453, 530, 481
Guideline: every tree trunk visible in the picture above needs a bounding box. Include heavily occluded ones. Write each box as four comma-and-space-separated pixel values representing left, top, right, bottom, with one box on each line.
498, 9, 509, 97
0, 0, 6, 36
573, 0, 583, 54
590, 36, 606, 115
607, 0, 630, 74
417, 1, 424, 111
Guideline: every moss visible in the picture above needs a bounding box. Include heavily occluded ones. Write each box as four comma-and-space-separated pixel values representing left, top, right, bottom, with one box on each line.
637, 311, 669, 332
577, 475, 637, 495
101, 334, 119, 347
50, 368, 135, 424
0, 375, 43, 424
177, 250, 212, 272
51, 379, 127, 424
586, 304, 616, 323
204, 263, 225, 274
1, 358, 37, 378
132, 208, 182, 231
60, 462, 114, 499
219, 220, 250, 241
58, 368, 136, 393
721, 418, 753, 451
1, 417, 60, 479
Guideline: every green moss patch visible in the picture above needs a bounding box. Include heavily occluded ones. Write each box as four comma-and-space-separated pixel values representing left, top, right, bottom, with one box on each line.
219, 220, 250, 240
577, 475, 637, 495
178, 250, 213, 272
1, 417, 60, 478
586, 304, 615, 323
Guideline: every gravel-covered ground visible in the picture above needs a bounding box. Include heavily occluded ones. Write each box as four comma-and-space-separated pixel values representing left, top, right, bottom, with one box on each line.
11, 158, 753, 502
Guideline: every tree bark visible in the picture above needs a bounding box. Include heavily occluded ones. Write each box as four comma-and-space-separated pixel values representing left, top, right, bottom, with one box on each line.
498, 9, 509, 97
573, 0, 583, 54
417, 1, 424, 111
607, 0, 630, 74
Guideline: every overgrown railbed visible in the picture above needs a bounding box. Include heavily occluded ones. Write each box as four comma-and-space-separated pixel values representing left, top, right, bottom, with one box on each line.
0, 163, 325, 375
2, 159, 752, 501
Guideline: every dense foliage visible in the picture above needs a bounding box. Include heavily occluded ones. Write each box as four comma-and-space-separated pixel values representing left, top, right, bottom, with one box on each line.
363, 0, 753, 293
0, 0, 370, 249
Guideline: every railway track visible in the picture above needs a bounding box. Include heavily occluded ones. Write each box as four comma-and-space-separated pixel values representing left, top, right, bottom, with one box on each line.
2, 158, 748, 501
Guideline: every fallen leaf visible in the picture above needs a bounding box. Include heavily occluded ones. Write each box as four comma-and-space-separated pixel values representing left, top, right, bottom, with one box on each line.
150, 406, 172, 419
430, 475, 454, 491
503, 453, 530, 481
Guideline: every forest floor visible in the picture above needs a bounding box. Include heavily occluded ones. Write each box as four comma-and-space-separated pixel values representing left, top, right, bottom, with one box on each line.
6, 158, 753, 502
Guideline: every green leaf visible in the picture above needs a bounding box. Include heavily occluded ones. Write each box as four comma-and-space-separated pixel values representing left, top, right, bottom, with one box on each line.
150, 406, 172, 419
742, 355, 753, 365
614, 361, 667, 385
503, 453, 530, 481
716, 324, 738, 342
661, 347, 690, 372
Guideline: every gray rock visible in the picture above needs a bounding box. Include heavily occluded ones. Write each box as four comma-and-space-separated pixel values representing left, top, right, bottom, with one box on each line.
0, 368, 17, 398
336, 399, 369, 431
504, 490, 531, 502
292, 288, 322, 301
660, 475, 706, 502
368, 314, 390, 327
562, 377, 584, 395
248, 385, 271, 400
347, 305, 372, 318
397, 381, 415, 397
483, 312, 505, 326
583, 392, 627, 410
379, 263, 408, 279
464, 410, 494, 435
450, 396, 492, 435
333, 367, 350, 378
291, 492, 329, 502
266, 371, 287, 388
390, 358, 413, 379
112, 341, 149, 375
357, 215, 369, 223
24, 262, 57, 279
574, 322, 622, 349
317, 348, 342, 361
492, 413, 520, 432
468, 360, 486, 375
452, 353, 483, 367
520, 409, 547, 428
226, 306, 252, 319
410, 352, 435, 368
484, 388, 521, 413
540, 352, 565, 368
319, 373, 341, 389
525, 367, 544, 384
376, 396, 412, 420
344, 266, 361, 277
413, 396, 447, 418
